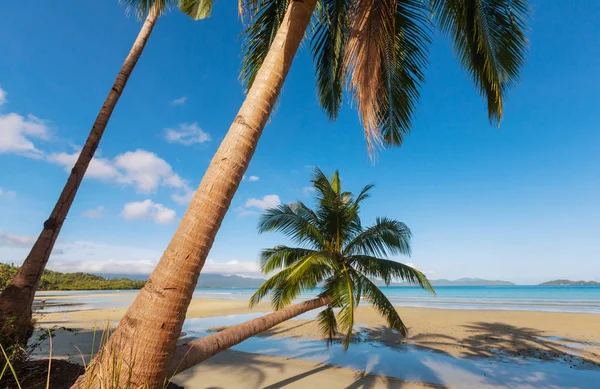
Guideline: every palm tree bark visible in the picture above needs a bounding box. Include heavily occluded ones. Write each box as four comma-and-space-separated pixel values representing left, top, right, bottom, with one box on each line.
167, 297, 329, 376
0, 9, 159, 347
75, 1, 318, 388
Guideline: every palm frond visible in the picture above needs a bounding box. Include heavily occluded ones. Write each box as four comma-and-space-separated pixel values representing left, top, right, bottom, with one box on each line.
120, 0, 175, 19
311, 0, 350, 119
349, 255, 434, 293
352, 270, 408, 336
180, 0, 213, 20
344, 0, 396, 153
249, 268, 291, 307
317, 306, 338, 345
344, 217, 412, 257
240, 0, 291, 90
431, 0, 529, 125
259, 246, 318, 273
258, 203, 325, 248
376, 0, 430, 147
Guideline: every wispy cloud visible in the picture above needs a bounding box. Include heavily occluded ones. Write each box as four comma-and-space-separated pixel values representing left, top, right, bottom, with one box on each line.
0, 188, 16, 199
82, 206, 104, 219
0, 86, 6, 106
248, 175, 259, 182
245, 194, 281, 210
171, 96, 187, 105
0, 230, 36, 247
122, 199, 176, 224
164, 123, 210, 146
302, 186, 316, 196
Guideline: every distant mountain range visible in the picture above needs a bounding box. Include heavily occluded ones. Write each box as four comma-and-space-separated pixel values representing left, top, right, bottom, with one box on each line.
539, 279, 600, 286
99, 274, 515, 287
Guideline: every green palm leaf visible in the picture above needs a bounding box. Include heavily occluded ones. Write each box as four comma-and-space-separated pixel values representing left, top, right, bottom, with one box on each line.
240, 0, 291, 90
344, 217, 411, 257
431, 0, 529, 125
180, 0, 213, 20
352, 269, 409, 336
350, 255, 434, 293
311, 0, 350, 120
259, 246, 318, 273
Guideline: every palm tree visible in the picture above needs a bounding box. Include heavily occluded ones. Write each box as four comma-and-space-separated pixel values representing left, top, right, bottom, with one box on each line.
83, 1, 529, 387
164, 168, 433, 375
0, 0, 213, 349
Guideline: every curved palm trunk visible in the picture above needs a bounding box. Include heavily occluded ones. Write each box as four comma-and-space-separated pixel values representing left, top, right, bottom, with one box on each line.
167, 297, 329, 376
0, 9, 159, 347
75, 1, 318, 388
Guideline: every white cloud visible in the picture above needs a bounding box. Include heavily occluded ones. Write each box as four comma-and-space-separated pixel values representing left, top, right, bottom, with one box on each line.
122, 199, 176, 224
0, 230, 36, 247
171, 188, 195, 206
203, 259, 261, 277
248, 175, 259, 182
47, 151, 120, 180
171, 96, 187, 105
0, 113, 49, 158
0, 86, 6, 106
114, 150, 186, 193
245, 194, 281, 210
82, 206, 104, 219
48, 149, 187, 194
164, 123, 210, 146
0, 188, 16, 199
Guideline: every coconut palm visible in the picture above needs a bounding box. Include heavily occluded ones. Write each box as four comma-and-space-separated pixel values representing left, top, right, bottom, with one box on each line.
84, 1, 529, 387
0, 0, 213, 349
163, 168, 434, 375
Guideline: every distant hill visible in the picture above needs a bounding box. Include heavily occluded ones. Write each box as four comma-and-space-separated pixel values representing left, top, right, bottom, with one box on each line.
0, 264, 144, 291
383, 277, 515, 287
539, 279, 600, 286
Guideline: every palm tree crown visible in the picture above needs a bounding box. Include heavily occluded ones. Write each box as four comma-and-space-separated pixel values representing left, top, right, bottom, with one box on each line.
250, 168, 434, 348
240, 0, 529, 155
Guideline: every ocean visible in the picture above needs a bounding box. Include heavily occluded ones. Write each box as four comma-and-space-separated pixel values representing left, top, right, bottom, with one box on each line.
35, 285, 600, 314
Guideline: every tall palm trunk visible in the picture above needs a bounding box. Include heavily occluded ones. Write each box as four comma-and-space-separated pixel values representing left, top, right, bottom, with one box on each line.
0, 8, 159, 347
168, 297, 329, 376
75, 1, 318, 388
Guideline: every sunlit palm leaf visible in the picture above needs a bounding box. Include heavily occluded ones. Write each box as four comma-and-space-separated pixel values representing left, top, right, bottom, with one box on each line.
344, 217, 411, 257
431, 0, 529, 125
259, 246, 318, 273
258, 203, 325, 248
180, 0, 213, 20
349, 255, 434, 292
352, 269, 408, 336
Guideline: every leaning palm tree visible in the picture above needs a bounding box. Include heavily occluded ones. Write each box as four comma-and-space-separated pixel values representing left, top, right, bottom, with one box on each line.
0, 0, 213, 349
84, 1, 529, 387
142, 169, 435, 379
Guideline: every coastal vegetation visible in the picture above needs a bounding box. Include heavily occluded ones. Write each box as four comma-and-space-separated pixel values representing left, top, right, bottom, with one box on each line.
0, 264, 145, 291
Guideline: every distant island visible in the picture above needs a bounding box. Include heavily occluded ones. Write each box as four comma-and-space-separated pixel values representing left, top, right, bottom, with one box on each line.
384, 277, 515, 287
0, 264, 145, 291
539, 279, 600, 286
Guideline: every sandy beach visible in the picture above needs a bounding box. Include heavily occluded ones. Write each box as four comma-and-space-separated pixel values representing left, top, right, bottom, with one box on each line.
31, 296, 600, 388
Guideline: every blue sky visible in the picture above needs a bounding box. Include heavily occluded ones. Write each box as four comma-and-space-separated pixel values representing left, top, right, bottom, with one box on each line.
1, 1, 599, 284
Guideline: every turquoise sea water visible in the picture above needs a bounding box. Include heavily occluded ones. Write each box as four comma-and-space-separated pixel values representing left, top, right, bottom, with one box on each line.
35, 285, 600, 314
191, 285, 600, 313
